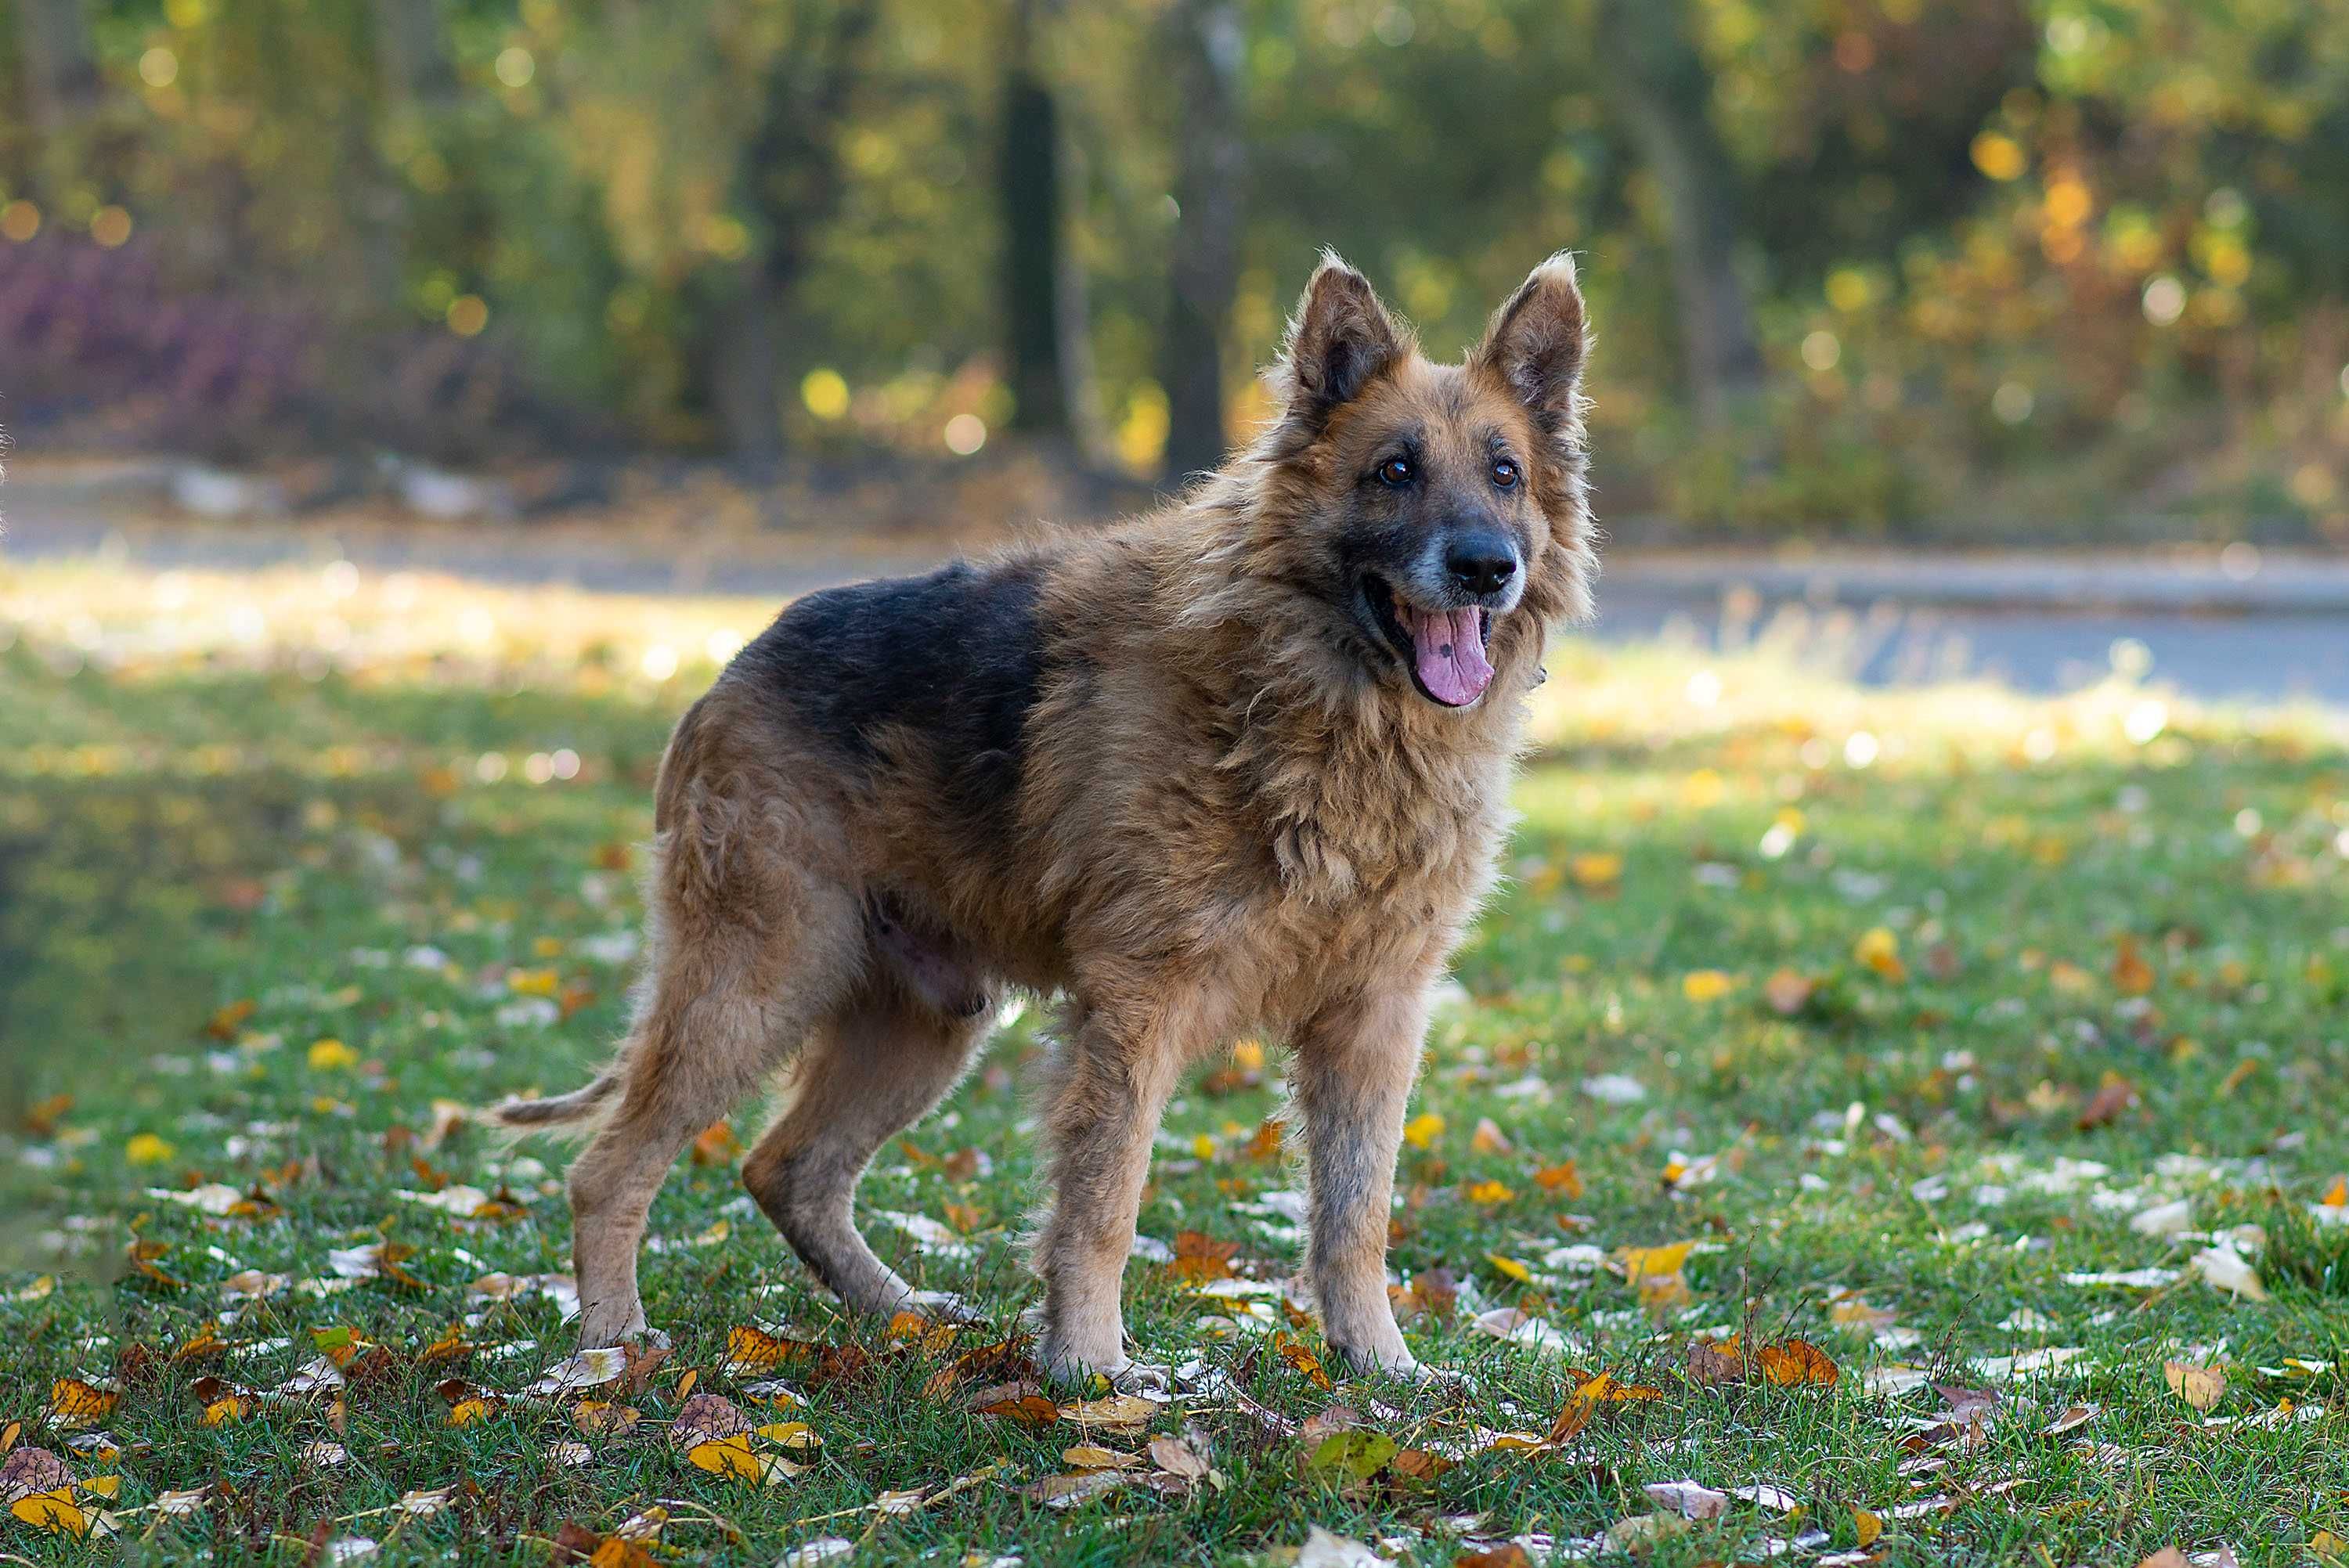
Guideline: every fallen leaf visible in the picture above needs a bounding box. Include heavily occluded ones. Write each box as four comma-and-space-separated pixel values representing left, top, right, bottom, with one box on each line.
1170, 1231, 1240, 1284
1644, 1478, 1729, 1519
1298, 1524, 1396, 1567
1763, 968, 1814, 1015
1854, 1509, 1882, 1548
1276, 1331, 1334, 1391
1757, 1339, 1841, 1386
2164, 1361, 2226, 1413
1306, 1429, 1398, 1483
2192, 1244, 2268, 1301
1532, 1159, 1583, 1196
46, 1379, 117, 1428
1062, 1444, 1142, 1472
1059, 1393, 1162, 1432
2077, 1072, 2140, 1129
1019, 1470, 1125, 1509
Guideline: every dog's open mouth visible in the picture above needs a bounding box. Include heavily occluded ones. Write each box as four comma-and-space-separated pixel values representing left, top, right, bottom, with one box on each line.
1366, 575, 1496, 708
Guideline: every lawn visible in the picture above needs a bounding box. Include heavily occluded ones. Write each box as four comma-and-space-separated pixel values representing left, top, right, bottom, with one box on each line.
2, 560, 2346, 1567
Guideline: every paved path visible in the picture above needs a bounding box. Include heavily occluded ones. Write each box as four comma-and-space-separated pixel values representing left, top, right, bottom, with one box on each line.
6, 479, 2348, 705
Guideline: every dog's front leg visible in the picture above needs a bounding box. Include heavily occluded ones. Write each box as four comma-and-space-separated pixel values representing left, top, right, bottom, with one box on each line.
1294, 984, 1433, 1377
1034, 1001, 1185, 1386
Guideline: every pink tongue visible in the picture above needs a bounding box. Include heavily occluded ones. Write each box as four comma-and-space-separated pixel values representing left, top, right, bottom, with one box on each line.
1409, 606, 1493, 706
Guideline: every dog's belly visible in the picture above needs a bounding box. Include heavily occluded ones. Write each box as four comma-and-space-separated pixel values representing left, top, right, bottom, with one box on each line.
866, 892, 1001, 1018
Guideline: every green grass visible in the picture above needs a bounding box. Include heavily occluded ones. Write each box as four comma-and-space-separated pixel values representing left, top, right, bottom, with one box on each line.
2, 562, 2347, 1566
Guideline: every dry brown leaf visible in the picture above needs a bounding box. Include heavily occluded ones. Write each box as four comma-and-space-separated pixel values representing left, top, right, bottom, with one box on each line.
1453, 1548, 1535, 1568
1059, 1393, 1161, 1432
1062, 1444, 1142, 1472
2077, 1072, 2141, 1130
1171, 1230, 1241, 1284
2164, 1361, 2225, 1412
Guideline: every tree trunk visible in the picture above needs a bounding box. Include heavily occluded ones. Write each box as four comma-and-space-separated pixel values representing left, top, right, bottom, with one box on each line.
999, 0, 1073, 438
369, 0, 459, 107
709, 274, 785, 475
15, 0, 100, 138
697, 0, 875, 470
1600, 0, 1763, 431
1157, 0, 1246, 482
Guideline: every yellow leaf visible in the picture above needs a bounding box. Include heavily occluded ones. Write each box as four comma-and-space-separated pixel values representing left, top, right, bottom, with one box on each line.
2320, 1176, 2346, 1209
1614, 1240, 1697, 1282
76, 1476, 120, 1500
1190, 1133, 1216, 1162
2308, 1529, 2347, 1564
1487, 1252, 1533, 1283
124, 1133, 175, 1166
1854, 927, 1906, 981
1403, 1112, 1445, 1150
756, 1422, 819, 1450
1855, 1509, 1882, 1548
686, 1435, 765, 1480
48, 1379, 117, 1426
10, 1489, 92, 1537
1465, 1179, 1515, 1206
444, 1397, 493, 1426
507, 968, 560, 997
1681, 969, 1735, 1003
1570, 852, 1623, 889
307, 1037, 358, 1071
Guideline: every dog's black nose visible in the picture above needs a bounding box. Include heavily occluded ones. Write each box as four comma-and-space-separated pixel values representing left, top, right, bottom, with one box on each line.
1445, 535, 1519, 597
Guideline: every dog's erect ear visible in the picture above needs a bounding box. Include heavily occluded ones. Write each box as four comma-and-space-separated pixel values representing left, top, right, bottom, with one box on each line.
1476, 252, 1587, 437
1274, 252, 1405, 437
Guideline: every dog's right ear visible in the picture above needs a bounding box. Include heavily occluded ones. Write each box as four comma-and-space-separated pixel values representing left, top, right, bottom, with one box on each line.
1272, 251, 1405, 440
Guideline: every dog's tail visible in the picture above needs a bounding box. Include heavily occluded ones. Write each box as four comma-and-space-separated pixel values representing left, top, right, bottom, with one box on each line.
486, 1069, 622, 1137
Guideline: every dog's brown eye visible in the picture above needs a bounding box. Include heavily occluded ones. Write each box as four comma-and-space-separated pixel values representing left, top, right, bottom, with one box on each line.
1377, 456, 1414, 487
1492, 458, 1520, 489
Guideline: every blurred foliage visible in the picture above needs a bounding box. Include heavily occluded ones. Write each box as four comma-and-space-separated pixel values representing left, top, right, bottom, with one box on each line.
2, 0, 2347, 534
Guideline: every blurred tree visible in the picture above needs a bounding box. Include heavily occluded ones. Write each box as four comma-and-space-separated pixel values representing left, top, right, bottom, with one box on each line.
368, 0, 457, 107
1000, 0, 1080, 442
1599, 0, 1763, 431
14, 0, 99, 139
1157, 0, 1246, 481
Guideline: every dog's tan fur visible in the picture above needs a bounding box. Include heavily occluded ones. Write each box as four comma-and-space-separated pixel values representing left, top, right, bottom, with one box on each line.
493, 254, 1594, 1382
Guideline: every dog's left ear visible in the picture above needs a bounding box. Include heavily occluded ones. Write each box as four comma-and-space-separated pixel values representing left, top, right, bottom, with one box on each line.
1475, 252, 1587, 438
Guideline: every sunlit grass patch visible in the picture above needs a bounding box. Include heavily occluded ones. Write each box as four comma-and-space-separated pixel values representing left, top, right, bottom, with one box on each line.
2, 560, 2347, 1565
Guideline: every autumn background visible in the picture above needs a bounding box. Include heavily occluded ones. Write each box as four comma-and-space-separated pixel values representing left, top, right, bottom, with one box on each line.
2, 0, 2347, 534
5, 2, 2349, 1565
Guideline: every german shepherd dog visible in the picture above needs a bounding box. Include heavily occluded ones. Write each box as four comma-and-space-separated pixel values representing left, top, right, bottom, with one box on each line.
493, 254, 1593, 1386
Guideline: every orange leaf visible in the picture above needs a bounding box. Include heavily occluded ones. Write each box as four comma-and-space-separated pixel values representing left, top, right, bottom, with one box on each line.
1532, 1159, 1583, 1197
1755, 1339, 1840, 1386
1170, 1231, 1239, 1284
1274, 1331, 1333, 1391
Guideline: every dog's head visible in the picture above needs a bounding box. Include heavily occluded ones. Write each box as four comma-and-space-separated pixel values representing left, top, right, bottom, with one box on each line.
1235, 252, 1593, 711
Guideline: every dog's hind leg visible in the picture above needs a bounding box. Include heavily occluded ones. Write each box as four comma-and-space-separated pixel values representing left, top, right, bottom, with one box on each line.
742, 981, 992, 1321
1291, 984, 1432, 1377
564, 800, 864, 1350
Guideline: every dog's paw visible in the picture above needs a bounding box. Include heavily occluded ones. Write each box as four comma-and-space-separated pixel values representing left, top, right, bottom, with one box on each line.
908, 1289, 990, 1327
